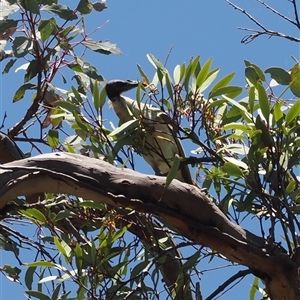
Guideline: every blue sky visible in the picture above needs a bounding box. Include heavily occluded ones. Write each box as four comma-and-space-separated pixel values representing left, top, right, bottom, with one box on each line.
0, 0, 299, 299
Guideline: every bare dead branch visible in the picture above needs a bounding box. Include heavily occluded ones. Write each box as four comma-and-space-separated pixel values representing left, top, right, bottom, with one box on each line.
289, 0, 300, 28
238, 27, 300, 44
225, 0, 300, 43
225, 0, 268, 31
256, 0, 298, 27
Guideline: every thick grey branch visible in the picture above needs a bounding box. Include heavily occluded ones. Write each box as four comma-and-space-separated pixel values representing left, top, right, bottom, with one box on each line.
0, 152, 299, 299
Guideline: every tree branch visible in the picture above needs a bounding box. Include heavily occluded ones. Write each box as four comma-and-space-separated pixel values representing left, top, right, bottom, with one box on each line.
205, 269, 252, 300
225, 0, 300, 43
0, 152, 299, 299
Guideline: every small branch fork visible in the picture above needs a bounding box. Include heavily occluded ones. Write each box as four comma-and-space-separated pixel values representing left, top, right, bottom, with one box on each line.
225, 0, 300, 43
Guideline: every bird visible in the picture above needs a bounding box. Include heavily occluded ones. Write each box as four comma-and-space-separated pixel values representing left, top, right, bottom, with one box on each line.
105, 79, 193, 185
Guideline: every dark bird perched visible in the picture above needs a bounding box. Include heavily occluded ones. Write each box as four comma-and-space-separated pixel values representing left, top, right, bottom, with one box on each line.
105, 79, 193, 185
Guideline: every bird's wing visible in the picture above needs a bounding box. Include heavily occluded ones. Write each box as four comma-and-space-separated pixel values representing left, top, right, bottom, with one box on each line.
115, 97, 194, 185
158, 113, 193, 185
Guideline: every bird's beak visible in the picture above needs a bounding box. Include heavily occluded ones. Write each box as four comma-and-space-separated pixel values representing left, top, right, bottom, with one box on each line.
107, 79, 139, 93
105, 79, 139, 100
118, 80, 139, 93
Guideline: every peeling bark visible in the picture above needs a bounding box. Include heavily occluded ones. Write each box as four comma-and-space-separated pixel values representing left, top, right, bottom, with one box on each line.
0, 152, 299, 299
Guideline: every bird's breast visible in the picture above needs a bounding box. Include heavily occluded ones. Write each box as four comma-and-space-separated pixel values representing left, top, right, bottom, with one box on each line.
110, 98, 133, 124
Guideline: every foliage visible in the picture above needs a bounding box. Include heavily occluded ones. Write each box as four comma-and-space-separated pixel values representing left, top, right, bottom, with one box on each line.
0, 0, 300, 299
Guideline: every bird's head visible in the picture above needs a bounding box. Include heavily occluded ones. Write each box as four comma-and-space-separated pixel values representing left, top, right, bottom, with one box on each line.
105, 79, 139, 101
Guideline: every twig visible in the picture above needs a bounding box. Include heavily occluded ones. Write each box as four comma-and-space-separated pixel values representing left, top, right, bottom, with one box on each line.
256, 0, 298, 27
289, 0, 300, 28
0, 112, 7, 130
205, 269, 252, 300
225, 0, 300, 43
225, 0, 268, 31
238, 27, 300, 44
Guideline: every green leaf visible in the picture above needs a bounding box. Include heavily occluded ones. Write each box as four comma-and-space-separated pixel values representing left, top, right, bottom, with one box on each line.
22, 0, 39, 14
59, 25, 80, 41
2, 265, 21, 280
165, 73, 173, 100
24, 60, 39, 82
245, 66, 260, 86
47, 129, 59, 149
286, 180, 296, 194
180, 250, 201, 270
130, 261, 149, 281
69, 57, 104, 81
265, 67, 291, 85
273, 101, 284, 125
180, 63, 186, 82
248, 86, 255, 114
2, 58, 17, 74
51, 284, 61, 300
20, 208, 47, 223
137, 64, 150, 84
173, 64, 181, 84
92, 79, 101, 110
82, 40, 121, 55
74, 243, 83, 271
255, 115, 274, 148
111, 226, 130, 244
25, 290, 52, 300
210, 72, 235, 95
108, 119, 139, 138
224, 149, 249, 162
78, 201, 105, 210
38, 275, 57, 284
76, 0, 93, 14
0, 19, 18, 36
99, 86, 107, 109
13, 83, 36, 102
196, 57, 212, 89
184, 57, 199, 92
257, 82, 270, 122
57, 270, 78, 284
24, 261, 56, 268
165, 154, 181, 187
288, 149, 300, 169
291, 205, 300, 214
290, 63, 300, 97
285, 99, 300, 125
223, 95, 252, 121
53, 210, 72, 222
12, 36, 32, 58
222, 162, 243, 177
41, 4, 78, 21
71, 86, 83, 105
160, 98, 172, 111
54, 236, 70, 259
53, 100, 80, 113
146, 53, 168, 75
38, 18, 57, 41
223, 122, 250, 133
249, 276, 259, 300
198, 68, 219, 93
244, 60, 265, 81
73, 111, 91, 132
209, 86, 242, 99
190, 56, 200, 77
25, 267, 36, 290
